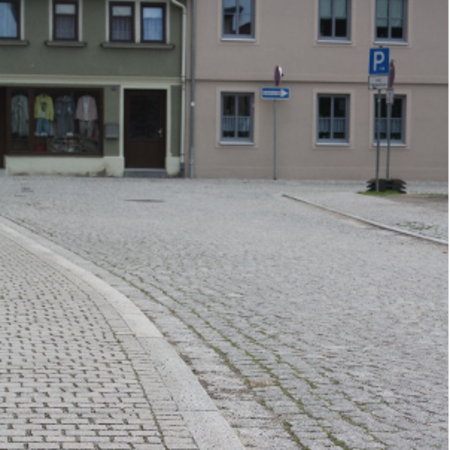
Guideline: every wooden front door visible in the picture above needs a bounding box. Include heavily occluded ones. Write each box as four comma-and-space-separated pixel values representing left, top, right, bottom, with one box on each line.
124, 90, 166, 169
0, 88, 5, 169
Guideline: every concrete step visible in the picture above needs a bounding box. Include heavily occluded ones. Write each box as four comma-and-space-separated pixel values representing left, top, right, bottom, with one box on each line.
124, 169, 167, 179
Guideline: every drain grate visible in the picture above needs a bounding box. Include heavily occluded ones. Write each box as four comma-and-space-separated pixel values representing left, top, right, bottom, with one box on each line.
126, 199, 164, 203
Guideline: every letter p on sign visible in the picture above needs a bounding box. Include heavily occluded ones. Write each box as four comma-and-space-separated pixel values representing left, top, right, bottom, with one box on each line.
369, 48, 390, 75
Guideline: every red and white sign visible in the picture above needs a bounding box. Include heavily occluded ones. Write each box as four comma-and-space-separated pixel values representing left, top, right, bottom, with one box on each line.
388, 60, 395, 88
274, 66, 283, 86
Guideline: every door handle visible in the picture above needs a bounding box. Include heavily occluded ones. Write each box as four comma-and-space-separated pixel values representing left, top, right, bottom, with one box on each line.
158, 128, 163, 138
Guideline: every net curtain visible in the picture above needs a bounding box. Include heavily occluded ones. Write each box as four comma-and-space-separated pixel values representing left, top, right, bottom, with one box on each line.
0, 3, 18, 38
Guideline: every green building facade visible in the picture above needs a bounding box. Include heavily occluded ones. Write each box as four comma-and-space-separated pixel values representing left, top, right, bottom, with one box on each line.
0, 0, 186, 177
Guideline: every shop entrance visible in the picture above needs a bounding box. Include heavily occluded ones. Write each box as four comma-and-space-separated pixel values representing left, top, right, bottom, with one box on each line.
0, 88, 5, 169
124, 90, 166, 169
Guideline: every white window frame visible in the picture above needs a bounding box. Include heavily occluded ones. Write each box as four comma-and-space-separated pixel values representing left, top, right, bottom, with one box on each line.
222, 0, 255, 41
220, 92, 255, 144
373, 94, 407, 145
316, 94, 350, 145
106, 0, 170, 44
49, 0, 82, 42
318, 0, 351, 42
374, 0, 407, 43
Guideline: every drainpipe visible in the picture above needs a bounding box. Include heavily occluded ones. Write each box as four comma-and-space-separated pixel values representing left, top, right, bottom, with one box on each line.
170, 0, 187, 177
189, 0, 196, 179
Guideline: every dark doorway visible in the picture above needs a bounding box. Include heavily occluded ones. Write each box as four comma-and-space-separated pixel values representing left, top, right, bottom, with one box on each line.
124, 89, 166, 169
0, 88, 5, 169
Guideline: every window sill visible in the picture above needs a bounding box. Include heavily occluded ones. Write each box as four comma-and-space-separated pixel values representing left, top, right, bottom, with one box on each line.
7, 152, 103, 157
374, 40, 409, 47
372, 142, 406, 147
315, 142, 351, 148
0, 39, 29, 46
101, 42, 175, 50
316, 38, 352, 45
221, 37, 256, 43
45, 40, 87, 48
219, 141, 255, 147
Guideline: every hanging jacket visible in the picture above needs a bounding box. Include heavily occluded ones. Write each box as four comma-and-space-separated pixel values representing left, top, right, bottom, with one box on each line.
34, 94, 54, 121
76, 95, 98, 122
11, 95, 29, 136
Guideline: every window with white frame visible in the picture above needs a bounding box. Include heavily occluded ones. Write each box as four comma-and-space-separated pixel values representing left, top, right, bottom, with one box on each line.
374, 95, 406, 143
317, 95, 349, 143
53, 1, 79, 41
0, 0, 20, 39
221, 93, 254, 142
141, 3, 165, 42
223, 0, 255, 39
319, 0, 350, 40
109, 1, 167, 43
375, 0, 406, 41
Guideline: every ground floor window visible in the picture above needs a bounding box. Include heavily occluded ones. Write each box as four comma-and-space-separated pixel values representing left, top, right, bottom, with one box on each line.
8, 87, 102, 154
317, 94, 349, 143
374, 95, 406, 144
221, 92, 254, 143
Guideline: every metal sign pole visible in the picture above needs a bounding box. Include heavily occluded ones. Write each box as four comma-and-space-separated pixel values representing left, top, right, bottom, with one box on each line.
386, 60, 395, 181
386, 100, 392, 180
273, 99, 277, 181
273, 66, 282, 181
376, 90, 381, 192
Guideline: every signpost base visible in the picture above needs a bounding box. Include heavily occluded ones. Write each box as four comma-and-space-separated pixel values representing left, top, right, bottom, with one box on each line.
366, 178, 407, 193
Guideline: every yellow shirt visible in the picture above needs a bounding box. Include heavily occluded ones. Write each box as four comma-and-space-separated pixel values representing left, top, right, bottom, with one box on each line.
34, 94, 54, 121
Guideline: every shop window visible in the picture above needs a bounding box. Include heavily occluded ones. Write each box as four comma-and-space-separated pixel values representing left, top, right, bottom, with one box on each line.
223, 0, 255, 39
0, 0, 20, 39
221, 93, 254, 142
53, 1, 79, 41
8, 88, 102, 155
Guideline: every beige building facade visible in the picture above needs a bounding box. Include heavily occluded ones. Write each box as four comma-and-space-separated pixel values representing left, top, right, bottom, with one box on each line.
188, 0, 448, 181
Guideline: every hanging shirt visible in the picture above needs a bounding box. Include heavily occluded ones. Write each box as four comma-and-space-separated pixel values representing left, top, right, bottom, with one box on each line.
11, 95, 29, 136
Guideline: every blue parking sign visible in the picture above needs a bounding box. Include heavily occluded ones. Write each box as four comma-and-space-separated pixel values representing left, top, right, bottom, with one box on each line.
369, 48, 390, 75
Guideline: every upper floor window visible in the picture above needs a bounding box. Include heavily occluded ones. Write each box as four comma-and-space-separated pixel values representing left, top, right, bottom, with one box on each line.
319, 0, 350, 40
141, 3, 165, 42
375, 0, 406, 41
223, 0, 255, 39
317, 94, 349, 143
108, 1, 167, 43
221, 93, 254, 143
53, 1, 79, 41
0, 0, 20, 39
110, 2, 135, 42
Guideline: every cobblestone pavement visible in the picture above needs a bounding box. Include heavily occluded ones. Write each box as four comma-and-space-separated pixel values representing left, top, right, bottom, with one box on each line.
0, 177, 447, 450
0, 222, 245, 450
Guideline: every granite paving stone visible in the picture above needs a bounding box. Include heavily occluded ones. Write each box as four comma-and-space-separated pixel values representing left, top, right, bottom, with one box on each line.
0, 176, 447, 449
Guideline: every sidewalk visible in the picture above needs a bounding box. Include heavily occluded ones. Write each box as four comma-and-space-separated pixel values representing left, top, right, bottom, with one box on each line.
0, 222, 245, 450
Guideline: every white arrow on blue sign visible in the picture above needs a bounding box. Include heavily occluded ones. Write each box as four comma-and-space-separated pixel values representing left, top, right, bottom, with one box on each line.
261, 87, 290, 100
369, 48, 390, 75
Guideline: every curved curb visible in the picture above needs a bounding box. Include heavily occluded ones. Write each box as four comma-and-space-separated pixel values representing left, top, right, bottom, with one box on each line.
282, 194, 448, 246
0, 218, 246, 450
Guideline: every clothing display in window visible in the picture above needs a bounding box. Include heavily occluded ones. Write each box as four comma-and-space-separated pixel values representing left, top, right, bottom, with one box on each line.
34, 94, 55, 136
76, 95, 98, 138
55, 95, 76, 137
11, 95, 29, 137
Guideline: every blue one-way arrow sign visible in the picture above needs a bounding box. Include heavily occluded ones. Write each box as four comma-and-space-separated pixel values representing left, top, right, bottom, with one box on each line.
261, 87, 291, 100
